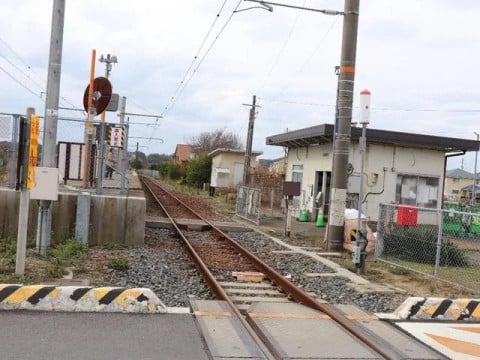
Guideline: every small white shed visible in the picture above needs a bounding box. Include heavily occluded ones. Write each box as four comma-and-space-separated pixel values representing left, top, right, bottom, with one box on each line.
209, 148, 263, 188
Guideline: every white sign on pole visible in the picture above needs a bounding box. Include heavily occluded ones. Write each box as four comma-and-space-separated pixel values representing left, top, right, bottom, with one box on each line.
110, 127, 123, 147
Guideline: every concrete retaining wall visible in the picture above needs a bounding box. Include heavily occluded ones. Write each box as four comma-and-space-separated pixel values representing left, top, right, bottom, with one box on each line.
0, 188, 145, 246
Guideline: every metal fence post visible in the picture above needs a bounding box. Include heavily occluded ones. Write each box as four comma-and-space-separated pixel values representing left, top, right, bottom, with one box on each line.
434, 209, 443, 277
8, 115, 19, 188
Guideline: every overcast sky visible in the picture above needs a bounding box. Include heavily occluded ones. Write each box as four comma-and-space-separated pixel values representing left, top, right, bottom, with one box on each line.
1, 0, 479, 170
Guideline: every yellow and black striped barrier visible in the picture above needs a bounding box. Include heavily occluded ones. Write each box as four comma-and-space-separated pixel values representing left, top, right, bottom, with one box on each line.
377, 297, 480, 321
0, 285, 167, 313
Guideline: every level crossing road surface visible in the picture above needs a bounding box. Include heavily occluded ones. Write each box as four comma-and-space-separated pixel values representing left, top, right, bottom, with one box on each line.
1, 301, 473, 359
0, 311, 210, 360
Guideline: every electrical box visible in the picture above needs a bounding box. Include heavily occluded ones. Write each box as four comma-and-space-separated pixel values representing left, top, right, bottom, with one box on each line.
348, 174, 360, 193
30, 167, 59, 201
352, 245, 361, 264
397, 206, 418, 226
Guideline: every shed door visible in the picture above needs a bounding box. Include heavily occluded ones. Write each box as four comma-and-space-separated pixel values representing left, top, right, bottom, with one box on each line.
233, 162, 244, 185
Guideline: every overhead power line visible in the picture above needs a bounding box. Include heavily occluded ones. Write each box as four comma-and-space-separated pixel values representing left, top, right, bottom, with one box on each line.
161, 0, 243, 118
258, 0, 306, 92
0, 35, 45, 85
0, 63, 45, 100
260, 97, 480, 113
161, 0, 229, 116
272, 16, 340, 100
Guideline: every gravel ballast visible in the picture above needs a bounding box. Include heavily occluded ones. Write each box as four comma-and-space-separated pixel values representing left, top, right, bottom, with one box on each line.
108, 227, 405, 313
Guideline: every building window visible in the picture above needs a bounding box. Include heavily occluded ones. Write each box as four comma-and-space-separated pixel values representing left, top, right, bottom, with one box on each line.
452, 189, 459, 194
396, 175, 439, 208
292, 165, 303, 185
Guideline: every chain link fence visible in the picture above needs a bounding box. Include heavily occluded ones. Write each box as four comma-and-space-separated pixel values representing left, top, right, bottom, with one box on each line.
0, 114, 21, 188
376, 203, 480, 293
236, 186, 261, 224
235, 185, 286, 225
0, 113, 131, 192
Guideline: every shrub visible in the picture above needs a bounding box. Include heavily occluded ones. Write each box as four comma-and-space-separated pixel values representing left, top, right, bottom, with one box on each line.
50, 240, 87, 261
185, 153, 211, 188
46, 258, 67, 278
382, 224, 468, 266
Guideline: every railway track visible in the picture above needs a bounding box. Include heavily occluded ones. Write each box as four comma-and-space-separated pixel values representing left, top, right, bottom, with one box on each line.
140, 176, 399, 359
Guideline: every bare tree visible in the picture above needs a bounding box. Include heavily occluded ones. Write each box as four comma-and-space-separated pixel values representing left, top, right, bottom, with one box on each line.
188, 128, 243, 154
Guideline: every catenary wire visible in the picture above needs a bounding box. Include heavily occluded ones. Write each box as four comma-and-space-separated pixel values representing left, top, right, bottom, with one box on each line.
0, 36, 83, 115
272, 16, 340, 100
161, 0, 243, 118
0, 63, 45, 101
260, 97, 480, 113
160, 0, 230, 117
258, 0, 307, 93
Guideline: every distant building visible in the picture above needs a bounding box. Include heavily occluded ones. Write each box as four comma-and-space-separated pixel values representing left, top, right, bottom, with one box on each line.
209, 148, 262, 188
444, 168, 474, 201
269, 156, 287, 175
257, 159, 274, 169
173, 144, 194, 165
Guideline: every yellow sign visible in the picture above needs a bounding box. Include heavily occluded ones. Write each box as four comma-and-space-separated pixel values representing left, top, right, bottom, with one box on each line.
26, 115, 39, 189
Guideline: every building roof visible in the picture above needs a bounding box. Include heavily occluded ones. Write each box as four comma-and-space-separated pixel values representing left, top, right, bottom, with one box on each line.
461, 184, 480, 191
173, 144, 192, 162
208, 148, 263, 157
265, 123, 479, 153
446, 168, 474, 179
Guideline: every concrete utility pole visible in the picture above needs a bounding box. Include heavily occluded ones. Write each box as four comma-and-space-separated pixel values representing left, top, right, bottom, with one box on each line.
326, 0, 360, 251
37, 0, 65, 255
243, 95, 259, 185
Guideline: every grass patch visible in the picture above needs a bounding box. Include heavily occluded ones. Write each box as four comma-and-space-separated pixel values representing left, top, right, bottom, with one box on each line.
380, 256, 480, 292
389, 266, 411, 276
110, 256, 130, 271
46, 258, 67, 278
50, 240, 87, 261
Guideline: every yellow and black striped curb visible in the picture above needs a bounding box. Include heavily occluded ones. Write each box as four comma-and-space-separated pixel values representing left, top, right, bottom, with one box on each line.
376, 297, 480, 321
0, 285, 167, 313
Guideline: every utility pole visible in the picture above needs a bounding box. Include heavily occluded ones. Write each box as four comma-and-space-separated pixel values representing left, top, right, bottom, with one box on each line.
326, 0, 360, 251
242, 95, 259, 185
37, 0, 65, 255
473, 132, 479, 205
96, 53, 117, 194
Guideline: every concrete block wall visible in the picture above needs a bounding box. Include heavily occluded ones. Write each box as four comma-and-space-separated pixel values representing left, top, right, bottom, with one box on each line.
0, 189, 145, 246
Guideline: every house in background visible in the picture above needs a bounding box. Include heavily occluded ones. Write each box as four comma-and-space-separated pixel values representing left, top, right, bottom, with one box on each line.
209, 148, 262, 189
269, 156, 287, 176
173, 144, 194, 165
266, 123, 479, 222
444, 168, 474, 202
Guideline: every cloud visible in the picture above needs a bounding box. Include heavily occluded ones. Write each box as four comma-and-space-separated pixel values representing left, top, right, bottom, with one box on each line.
1, 0, 480, 171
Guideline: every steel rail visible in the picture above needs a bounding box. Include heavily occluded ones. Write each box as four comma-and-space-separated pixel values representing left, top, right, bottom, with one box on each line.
143, 177, 395, 359
141, 177, 276, 360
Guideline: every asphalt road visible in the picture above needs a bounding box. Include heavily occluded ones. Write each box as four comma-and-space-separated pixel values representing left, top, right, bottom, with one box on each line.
0, 311, 210, 360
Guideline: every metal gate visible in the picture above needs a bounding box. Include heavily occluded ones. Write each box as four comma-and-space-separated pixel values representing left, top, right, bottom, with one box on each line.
236, 186, 261, 225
